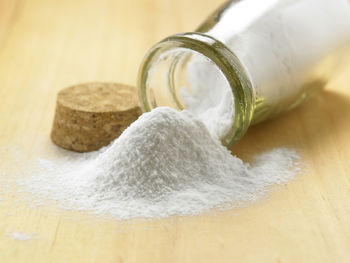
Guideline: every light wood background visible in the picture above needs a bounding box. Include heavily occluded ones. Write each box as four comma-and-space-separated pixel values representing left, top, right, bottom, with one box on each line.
0, 0, 350, 262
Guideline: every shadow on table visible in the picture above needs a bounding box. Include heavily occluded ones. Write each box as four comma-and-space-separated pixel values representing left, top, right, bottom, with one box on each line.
230, 89, 350, 162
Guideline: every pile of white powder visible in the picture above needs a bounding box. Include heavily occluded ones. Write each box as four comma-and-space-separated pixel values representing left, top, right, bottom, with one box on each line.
15, 107, 300, 220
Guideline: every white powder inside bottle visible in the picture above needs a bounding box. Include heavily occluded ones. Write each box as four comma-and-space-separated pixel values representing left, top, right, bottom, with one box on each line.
179, 0, 350, 141
180, 53, 235, 140
208, 0, 350, 109
14, 107, 300, 220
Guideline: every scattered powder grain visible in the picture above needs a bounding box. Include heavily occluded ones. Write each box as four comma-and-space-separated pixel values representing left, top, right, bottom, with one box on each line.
6, 231, 36, 241
16, 107, 300, 220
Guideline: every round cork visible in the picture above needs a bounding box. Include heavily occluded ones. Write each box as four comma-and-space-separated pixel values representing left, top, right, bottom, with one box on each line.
51, 82, 142, 152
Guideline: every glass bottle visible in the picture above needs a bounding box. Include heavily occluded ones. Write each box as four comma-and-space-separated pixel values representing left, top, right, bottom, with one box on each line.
137, 0, 350, 147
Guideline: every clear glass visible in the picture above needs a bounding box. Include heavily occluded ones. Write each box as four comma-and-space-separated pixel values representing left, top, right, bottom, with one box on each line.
138, 0, 350, 147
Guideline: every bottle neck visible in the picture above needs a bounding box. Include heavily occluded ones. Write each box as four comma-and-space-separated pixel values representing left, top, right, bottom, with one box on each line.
137, 32, 254, 147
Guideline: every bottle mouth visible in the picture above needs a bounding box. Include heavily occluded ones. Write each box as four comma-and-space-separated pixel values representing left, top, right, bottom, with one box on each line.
137, 32, 254, 147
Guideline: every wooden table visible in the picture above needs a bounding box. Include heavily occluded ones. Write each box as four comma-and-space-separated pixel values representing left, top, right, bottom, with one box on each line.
0, 0, 350, 262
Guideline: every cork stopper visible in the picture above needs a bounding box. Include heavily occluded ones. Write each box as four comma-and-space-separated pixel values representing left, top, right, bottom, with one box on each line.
51, 82, 142, 152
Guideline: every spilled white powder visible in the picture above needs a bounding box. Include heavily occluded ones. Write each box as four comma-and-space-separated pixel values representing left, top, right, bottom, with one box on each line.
17, 107, 300, 220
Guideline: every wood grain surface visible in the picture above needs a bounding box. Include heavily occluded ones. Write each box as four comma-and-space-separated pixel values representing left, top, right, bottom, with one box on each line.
0, 0, 350, 262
